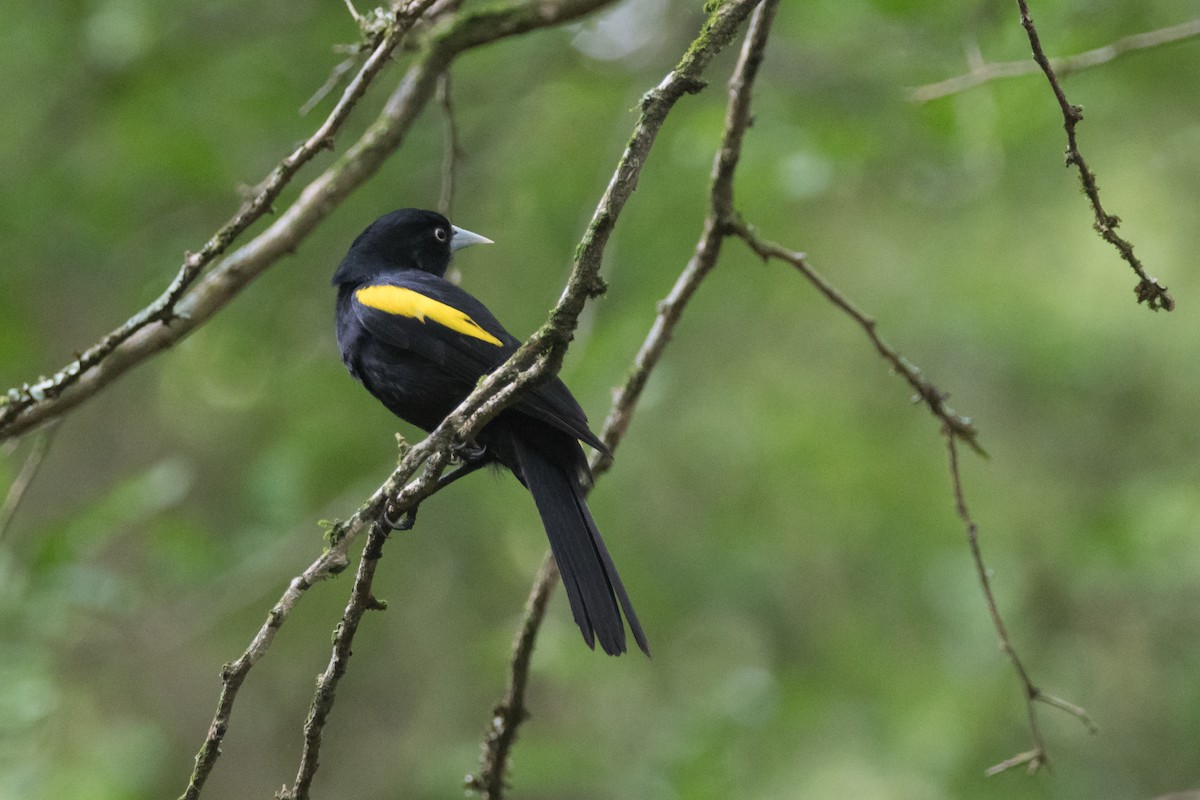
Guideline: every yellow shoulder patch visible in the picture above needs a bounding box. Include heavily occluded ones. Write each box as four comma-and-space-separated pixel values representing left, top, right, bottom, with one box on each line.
355, 285, 503, 347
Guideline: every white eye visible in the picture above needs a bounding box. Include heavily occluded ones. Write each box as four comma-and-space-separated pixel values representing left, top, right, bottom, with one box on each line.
434, 227, 449, 242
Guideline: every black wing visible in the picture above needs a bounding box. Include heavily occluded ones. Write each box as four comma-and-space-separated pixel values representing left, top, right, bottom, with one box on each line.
351, 271, 607, 453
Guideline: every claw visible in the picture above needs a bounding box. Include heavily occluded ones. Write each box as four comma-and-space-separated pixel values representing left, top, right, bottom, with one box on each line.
380, 501, 416, 531
452, 440, 487, 463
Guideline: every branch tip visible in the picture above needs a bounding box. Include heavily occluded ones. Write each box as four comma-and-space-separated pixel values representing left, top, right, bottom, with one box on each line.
1017, 0, 1173, 312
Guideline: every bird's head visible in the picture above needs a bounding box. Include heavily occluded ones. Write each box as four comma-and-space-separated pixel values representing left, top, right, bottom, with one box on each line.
332, 208, 492, 284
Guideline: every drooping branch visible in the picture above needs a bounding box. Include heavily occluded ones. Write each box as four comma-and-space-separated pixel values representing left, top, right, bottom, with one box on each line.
945, 431, 1097, 776
468, 2, 778, 795
1016, 0, 1174, 312
911, 17, 1200, 103
0, 0, 619, 443
723, 206, 1102, 773
722, 180, 1100, 778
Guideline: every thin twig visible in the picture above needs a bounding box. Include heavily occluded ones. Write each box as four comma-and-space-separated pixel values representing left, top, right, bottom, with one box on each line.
280, 523, 391, 800
1016, 0, 1173, 312
911, 17, 1200, 103
300, 54, 360, 117
437, 70, 462, 218
0, 419, 60, 542
468, 2, 777, 795
727, 221, 983, 454
465, 550, 559, 796
945, 430, 1096, 777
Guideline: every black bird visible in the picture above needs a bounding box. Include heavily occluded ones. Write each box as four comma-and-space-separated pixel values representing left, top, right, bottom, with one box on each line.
333, 208, 648, 656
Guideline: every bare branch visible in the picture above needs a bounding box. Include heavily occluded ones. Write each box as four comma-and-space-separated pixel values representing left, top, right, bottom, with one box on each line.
437, 70, 462, 218
465, 550, 559, 797
0, 420, 59, 542
0, 0, 619, 443
468, 2, 778, 795
1016, 0, 1174, 311
280, 523, 391, 800
945, 431, 1096, 777
726, 222, 983, 453
178, 525, 359, 800
723, 199, 1101, 770
911, 17, 1200, 103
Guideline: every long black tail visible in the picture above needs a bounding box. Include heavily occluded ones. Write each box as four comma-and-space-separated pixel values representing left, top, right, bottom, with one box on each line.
511, 436, 649, 656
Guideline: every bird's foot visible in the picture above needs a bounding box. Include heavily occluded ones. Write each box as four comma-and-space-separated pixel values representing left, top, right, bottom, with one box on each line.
451, 439, 487, 464
379, 500, 417, 532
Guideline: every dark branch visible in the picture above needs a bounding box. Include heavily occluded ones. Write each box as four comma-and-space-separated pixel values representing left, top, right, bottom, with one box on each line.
727, 222, 983, 454
1016, 0, 1174, 311
465, 550, 559, 797
945, 431, 1096, 777
279, 523, 391, 800
436, 70, 463, 218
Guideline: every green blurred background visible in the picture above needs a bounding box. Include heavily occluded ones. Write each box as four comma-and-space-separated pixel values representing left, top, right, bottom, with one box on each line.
3, 0, 1200, 797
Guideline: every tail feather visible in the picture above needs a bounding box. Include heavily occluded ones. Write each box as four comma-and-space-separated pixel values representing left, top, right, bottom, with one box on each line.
574, 494, 650, 656
512, 437, 649, 657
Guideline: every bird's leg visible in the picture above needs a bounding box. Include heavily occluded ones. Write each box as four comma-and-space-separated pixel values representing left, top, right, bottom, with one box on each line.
437, 448, 490, 490
378, 445, 491, 531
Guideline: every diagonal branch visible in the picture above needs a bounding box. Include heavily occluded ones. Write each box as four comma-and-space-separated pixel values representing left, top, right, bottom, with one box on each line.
468, 1, 778, 795
727, 207, 1097, 777
0, 0, 436, 438
0, 0, 619, 444
279, 521, 391, 800
0, 420, 60, 543
726, 222, 982, 453
479, 0, 1098, 783
1016, 0, 1174, 312
910, 17, 1200, 103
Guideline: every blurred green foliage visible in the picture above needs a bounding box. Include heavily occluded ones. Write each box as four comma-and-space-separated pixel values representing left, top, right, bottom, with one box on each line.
3, 0, 1200, 798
